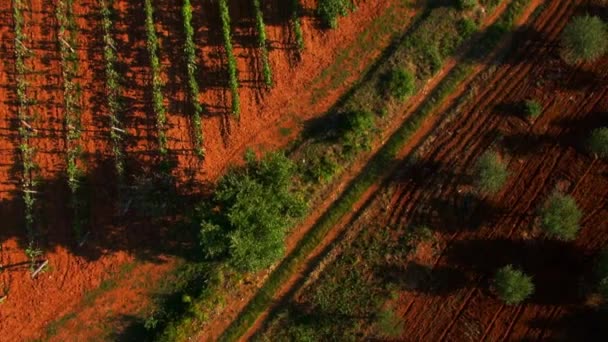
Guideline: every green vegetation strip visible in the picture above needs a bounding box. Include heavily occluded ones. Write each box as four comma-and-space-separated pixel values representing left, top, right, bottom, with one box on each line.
219, 0, 240, 116
100, 0, 126, 179
57, 0, 87, 240
13, 0, 41, 268
144, 0, 168, 154
253, 0, 272, 86
182, 0, 205, 157
219, 0, 531, 340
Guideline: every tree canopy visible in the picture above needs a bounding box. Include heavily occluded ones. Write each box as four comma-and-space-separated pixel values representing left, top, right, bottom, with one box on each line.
199, 151, 306, 272
560, 15, 607, 64
494, 265, 535, 305
539, 192, 582, 241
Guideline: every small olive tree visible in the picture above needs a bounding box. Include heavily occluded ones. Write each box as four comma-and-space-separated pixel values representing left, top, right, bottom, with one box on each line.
539, 192, 582, 241
560, 15, 607, 64
473, 151, 509, 194
524, 100, 542, 118
588, 127, 608, 158
457, 0, 477, 10
494, 265, 535, 305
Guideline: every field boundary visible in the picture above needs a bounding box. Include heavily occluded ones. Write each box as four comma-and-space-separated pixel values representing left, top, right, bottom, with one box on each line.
218, 0, 541, 340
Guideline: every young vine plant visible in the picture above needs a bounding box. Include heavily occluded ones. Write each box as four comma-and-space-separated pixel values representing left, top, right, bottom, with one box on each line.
144, 0, 168, 154
100, 0, 126, 180
252, 0, 272, 86
57, 0, 87, 240
219, 0, 240, 116
182, 0, 205, 157
13, 0, 41, 268
291, 0, 304, 50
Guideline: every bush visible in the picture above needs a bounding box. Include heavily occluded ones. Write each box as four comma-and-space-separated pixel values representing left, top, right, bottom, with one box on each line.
539, 192, 582, 241
457, 0, 478, 10
317, 0, 354, 28
199, 151, 306, 272
473, 151, 509, 194
588, 127, 608, 158
524, 99, 542, 118
458, 18, 478, 39
494, 265, 535, 305
386, 68, 415, 101
340, 110, 376, 154
560, 15, 607, 64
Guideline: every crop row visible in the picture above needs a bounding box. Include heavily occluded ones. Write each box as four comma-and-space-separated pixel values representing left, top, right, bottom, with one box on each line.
100, 0, 126, 180
144, 0, 168, 155
182, 0, 205, 157
252, 0, 272, 86
56, 0, 87, 240
13, 0, 41, 268
219, 0, 240, 116
291, 0, 304, 51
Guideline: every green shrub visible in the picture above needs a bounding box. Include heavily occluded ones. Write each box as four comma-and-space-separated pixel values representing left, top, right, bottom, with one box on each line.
473, 151, 509, 194
341, 110, 376, 154
588, 127, 608, 158
458, 18, 478, 39
494, 265, 535, 305
199, 152, 306, 273
457, 0, 478, 10
317, 0, 354, 28
560, 15, 607, 64
539, 192, 582, 241
524, 99, 542, 118
376, 307, 403, 338
386, 68, 415, 101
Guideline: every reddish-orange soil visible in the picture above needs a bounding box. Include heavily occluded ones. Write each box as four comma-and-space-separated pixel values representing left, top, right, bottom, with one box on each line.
0, 0, 416, 340
376, 1, 608, 340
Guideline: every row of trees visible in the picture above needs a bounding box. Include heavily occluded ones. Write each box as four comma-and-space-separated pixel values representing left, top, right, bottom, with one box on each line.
219, 0, 240, 116
182, 0, 205, 157
144, 0, 168, 155
252, 0, 272, 86
13, 0, 41, 268
100, 0, 126, 180
56, 0, 87, 240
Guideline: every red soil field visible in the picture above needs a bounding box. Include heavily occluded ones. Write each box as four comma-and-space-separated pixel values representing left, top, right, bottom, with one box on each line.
0, 0, 415, 340
376, 1, 608, 340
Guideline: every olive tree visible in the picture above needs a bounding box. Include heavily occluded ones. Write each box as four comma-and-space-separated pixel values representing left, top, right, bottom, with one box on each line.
494, 265, 535, 305
539, 192, 582, 241
560, 15, 607, 64
473, 151, 509, 194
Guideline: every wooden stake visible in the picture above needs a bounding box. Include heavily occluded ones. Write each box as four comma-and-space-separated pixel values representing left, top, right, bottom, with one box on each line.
111, 126, 126, 134
31, 260, 48, 279
59, 37, 75, 53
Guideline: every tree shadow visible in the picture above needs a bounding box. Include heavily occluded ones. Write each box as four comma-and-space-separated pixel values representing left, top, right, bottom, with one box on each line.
376, 262, 469, 296
524, 306, 608, 341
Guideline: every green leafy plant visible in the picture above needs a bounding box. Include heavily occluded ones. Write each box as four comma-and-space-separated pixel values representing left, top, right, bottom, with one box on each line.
560, 15, 607, 64
588, 127, 608, 158
385, 68, 415, 101
524, 99, 542, 118
473, 151, 509, 194
145, 0, 168, 154
341, 110, 376, 154
494, 265, 535, 305
183, 0, 205, 156
458, 18, 478, 39
539, 192, 582, 241
318, 0, 354, 29
253, 0, 272, 86
219, 0, 241, 116
199, 152, 306, 272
